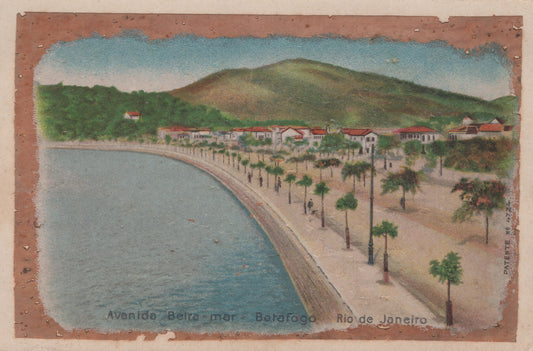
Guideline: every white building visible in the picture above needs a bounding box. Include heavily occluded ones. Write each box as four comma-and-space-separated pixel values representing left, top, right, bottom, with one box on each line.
393, 126, 440, 144
341, 128, 379, 153
124, 111, 141, 121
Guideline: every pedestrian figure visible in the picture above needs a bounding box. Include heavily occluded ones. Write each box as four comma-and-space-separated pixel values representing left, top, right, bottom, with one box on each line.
277, 178, 282, 190
389, 162, 392, 169
247, 172, 252, 183
307, 198, 314, 214
259, 176, 263, 187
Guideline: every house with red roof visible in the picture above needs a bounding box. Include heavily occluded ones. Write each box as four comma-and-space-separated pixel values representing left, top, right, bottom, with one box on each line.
341, 128, 379, 153
393, 126, 440, 144
309, 127, 328, 142
279, 127, 306, 143
448, 117, 513, 140
124, 111, 141, 121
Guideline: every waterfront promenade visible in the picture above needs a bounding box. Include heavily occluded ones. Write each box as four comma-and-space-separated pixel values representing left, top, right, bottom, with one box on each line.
44, 141, 441, 332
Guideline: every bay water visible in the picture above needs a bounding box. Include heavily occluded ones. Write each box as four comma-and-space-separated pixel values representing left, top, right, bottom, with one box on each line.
37, 148, 309, 334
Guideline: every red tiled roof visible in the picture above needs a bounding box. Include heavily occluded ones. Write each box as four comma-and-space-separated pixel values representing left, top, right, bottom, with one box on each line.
310, 128, 327, 135
449, 126, 467, 133
449, 126, 479, 134
160, 126, 191, 132
342, 128, 374, 136
248, 127, 272, 132
480, 124, 504, 132
394, 126, 438, 134
126, 111, 140, 116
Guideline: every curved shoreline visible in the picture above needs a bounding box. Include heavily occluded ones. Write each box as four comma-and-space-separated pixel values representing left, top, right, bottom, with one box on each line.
41, 141, 354, 328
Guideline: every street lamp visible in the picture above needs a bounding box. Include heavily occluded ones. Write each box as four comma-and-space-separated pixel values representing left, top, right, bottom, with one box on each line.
368, 144, 374, 265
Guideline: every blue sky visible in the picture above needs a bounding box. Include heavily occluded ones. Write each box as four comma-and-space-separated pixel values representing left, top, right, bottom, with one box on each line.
35, 32, 513, 101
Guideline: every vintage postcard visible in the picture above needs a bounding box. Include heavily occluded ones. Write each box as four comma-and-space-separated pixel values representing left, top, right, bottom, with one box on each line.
8, 9, 530, 350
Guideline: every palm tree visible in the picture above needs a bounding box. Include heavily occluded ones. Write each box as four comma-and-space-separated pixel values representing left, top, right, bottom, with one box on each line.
354, 161, 373, 188
249, 162, 258, 177
327, 158, 342, 178
302, 153, 316, 171
429, 140, 447, 176
341, 162, 358, 192
272, 166, 284, 193
335, 192, 358, 248
231, 152, 237, 168
403, 140, 423, 167
297, 174, 313, 214
372, 220, 398, 282
377, 135, 399, 170
287, 156, 301, 175
314, 159, 329, 182
429, 252, 463, 326
285, 174, 297, 204
256, 161, 266, 177
218, 148, 226, 163
381, 167, 424, 210
314, 182, 330, 228
451, 178, 506, 244
241, 158, 250, 174
344, 140, 361, 160
265, 165, 273, 188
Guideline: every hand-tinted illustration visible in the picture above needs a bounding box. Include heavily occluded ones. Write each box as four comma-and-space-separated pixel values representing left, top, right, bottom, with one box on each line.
15, 14, 520, 341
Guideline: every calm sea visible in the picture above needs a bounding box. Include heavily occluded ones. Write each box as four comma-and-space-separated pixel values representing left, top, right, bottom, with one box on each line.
37, 148, 308, 334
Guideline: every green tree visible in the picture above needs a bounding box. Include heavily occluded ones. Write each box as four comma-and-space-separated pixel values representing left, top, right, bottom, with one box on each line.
314, 159, 329, 182
164, 134, 172, 145
265, 165, 273, 188
381, 167, 424, 210
301, 152, 317, 171
272, 166, 285, 193
341, 162, 358, 193
451, 178, 506, 244
297, 174, 313, 214
429, 252, 464, 326
288, 156, 302, 175
249, 162, 258, 177
237, 153, 242, 171
285, 174, 297, 204
327, 158, 342, 178
372, 220, 399, 282
335, 192, 358, 249
231, 152, 237, 168
241, 158, 250, 174
314, 182, 330, 228
354, 161, 373, 188
320, 133, 345, 155
429, 140, 447, 176
344, 140, 362, 161
403, 140, 423, 167
377, 135, 399, 170
256, 161, 266, 177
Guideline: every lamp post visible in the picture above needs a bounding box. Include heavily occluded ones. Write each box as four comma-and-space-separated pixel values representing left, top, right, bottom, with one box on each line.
368, 144, 374, 265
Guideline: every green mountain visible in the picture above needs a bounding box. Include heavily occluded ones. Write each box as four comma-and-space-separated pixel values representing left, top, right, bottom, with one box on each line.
169, 58, 517, 128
